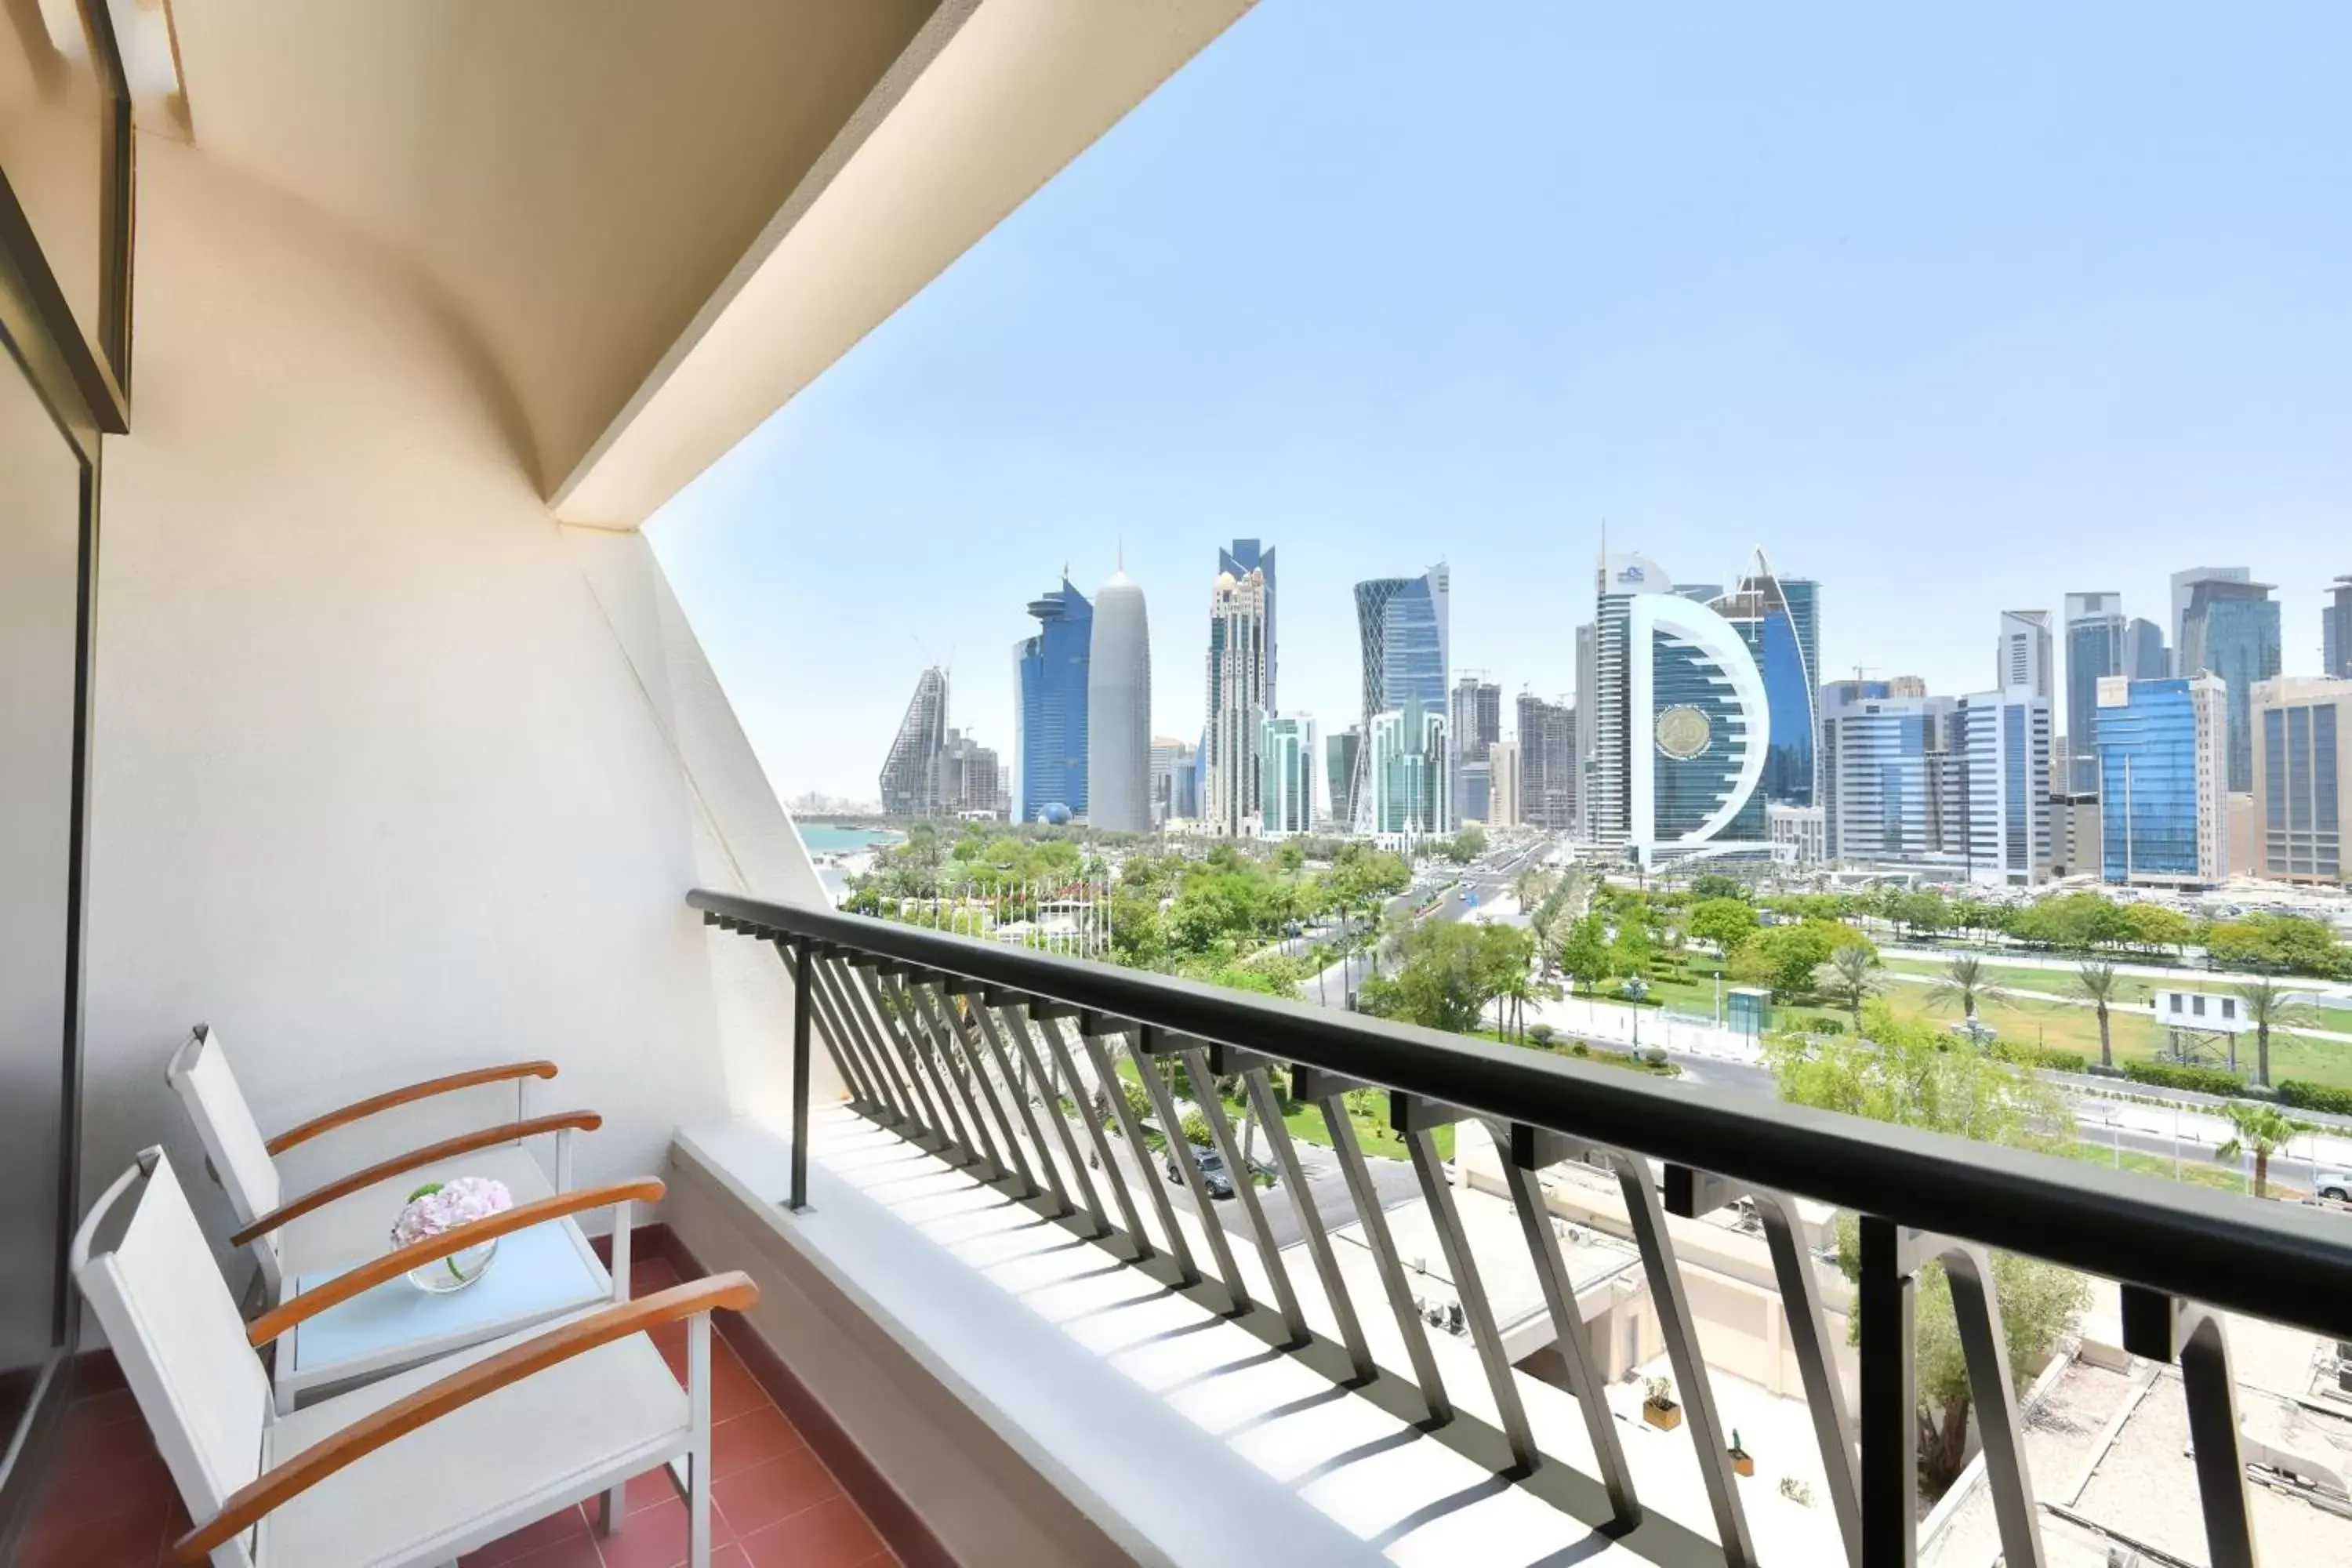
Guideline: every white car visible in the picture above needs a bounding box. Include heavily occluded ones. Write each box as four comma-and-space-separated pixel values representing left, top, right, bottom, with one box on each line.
2318, 1172, 2351, 1203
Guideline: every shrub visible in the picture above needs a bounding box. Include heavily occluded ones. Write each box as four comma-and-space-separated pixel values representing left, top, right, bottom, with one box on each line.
1527, 1022, 1558, 1048
1809, 1016, 1846, 1036
1990, 1040, 2086, 1073
1180, 1109, 1214, 1148
1570, 1041, 1591, 1057
2278, 1079, 2352, 1116
1642, 1047, 1669, 1067
2122, 1060, 2244, 1096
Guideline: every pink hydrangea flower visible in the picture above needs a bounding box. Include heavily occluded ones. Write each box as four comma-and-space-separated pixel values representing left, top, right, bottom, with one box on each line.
393, 1176, 513, 1247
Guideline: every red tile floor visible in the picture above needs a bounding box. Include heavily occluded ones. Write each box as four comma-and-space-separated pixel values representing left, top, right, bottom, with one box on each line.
15, 1252, 900, 1568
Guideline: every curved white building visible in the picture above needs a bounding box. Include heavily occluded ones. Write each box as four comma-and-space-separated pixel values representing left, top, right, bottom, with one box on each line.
1087, 570, 1153, 833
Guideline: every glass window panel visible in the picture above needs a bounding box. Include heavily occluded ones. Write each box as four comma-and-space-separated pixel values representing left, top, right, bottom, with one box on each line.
1, 5, 114, 371
0, 333, 82, 1447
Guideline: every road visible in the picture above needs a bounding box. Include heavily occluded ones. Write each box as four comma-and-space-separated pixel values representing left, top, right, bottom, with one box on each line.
1079, 1103, 1422, 1250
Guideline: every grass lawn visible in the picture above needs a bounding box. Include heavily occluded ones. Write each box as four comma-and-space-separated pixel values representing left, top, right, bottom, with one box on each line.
1114, 1048, 1451, 1162
1876, 981, 2352, 1091
1882, 953, 2352, 1030
2067, 1138, 2257, 1196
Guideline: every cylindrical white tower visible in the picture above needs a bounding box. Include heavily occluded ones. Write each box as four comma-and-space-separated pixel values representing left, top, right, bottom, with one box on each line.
1087, 570, 1152, 833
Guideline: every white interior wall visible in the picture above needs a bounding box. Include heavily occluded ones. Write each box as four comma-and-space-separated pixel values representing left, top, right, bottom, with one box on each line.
79, 130, 831, 1257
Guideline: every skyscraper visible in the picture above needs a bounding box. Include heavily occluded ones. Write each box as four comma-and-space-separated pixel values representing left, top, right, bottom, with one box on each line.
1588, 554, 1769, 859
1449, 674, 1501, 829
2325, 577, 2352, 681
1149, 737, 1199, 825
1325, 727, 1360, 829
1258, 713, 1317, 838
1014, 576, 1091, 822
1367, 700, 1448, 840
2063, 592, 2129, 793
1573, 622, 1597, 831
878, 666, 950, 818
1350, 564, 1449, 830
1218, 539, 1276, 707
1514, 691, 1576, 833
2176, 571, 2281, 791
1994, 609, 2053, 698
2126, 618, 2169, 680
1086, 569, 1152, 833
2100, 674, 2228, 885
938, 729, 1005, 818
2171, 567, 2251, 673
1486, 739, 1523, 826
1955, 686, 2052, 884
1203, 566, 1271, 835
2251, 676, 2352, 884
1711, 557, 1821, 805
1817, 685, 1959, 862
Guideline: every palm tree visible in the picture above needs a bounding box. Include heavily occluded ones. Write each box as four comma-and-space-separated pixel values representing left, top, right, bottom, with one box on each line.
1928, 954, 2008, 1024
2232, 978, 2316, 1088
2215, 1102, 2313, 1198
1813, 944, 1883, 1029
2071, 960, 2123, 1071
1494, 966, 1537, 1041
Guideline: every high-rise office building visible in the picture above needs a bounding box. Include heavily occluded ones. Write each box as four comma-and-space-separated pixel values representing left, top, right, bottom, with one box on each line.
1367, 701, 1448, 840
2171, 567, 2251, 673
1486, 739, 1522, 826
879, 666, 950, 817
1711, 557, 1821, 805
1085, 570, 1152, 833
1515, 691, 1576, 833
1449, 675, 1501, 829
1588, 554, 1769, 859
1955, 686, 2053, 884
1203, 566, 1271, 835
1324, 727, 1361, 830
2126, 618, 2169, 680
2325, 578, 2352, 681
2175, 570, 2281, 792
1573, 622, 1597, 830
938, 729, 1004, 818
2063, 593, 2129, 793
2251, 677, 2351, 884
1888, 674, 1929, 699
1014, 576, 1091, 822
1818, 686, 1959, 862
1350, 564, 1449, 830
1149, 737, 1199, 825
1995, 609, 2053, 698
1258, 713, 1317, 838
1218, 539, 1277, 706
2099, 674, 2228, 885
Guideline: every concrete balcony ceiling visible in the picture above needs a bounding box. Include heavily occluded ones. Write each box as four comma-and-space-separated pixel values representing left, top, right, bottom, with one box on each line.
163, 0, 1254, 525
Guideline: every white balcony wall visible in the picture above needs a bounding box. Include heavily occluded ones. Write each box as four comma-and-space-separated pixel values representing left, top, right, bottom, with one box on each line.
78, 132, 835, 1254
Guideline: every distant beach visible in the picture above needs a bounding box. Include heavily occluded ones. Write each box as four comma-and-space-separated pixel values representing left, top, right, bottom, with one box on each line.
798, 823, 902, 904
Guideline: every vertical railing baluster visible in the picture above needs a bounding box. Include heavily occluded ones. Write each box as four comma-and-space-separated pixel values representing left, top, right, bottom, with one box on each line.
1301, 1069, 1446, 1423
1041, 1014, 1151, 1258
1243, 1064, 1370, 1377
969, 1000, 1078, 1219
1134, 1026, 1247, 1313
1397, 1094, 1537, 1471
914, 984, 1037, 1197
1502, 1126, 1635, 1524
796, 945, 880, 1117
994, 1000, 1112, 1236
1751, 1189, 1860, 1567
2123, 1288, 2256, 1568
812, 956, 909, 1128
1609, 1152, 1753, 1566
1180, 1042, 1306, 1345
787, 938, 811, 1211
1937, 1244, 2045, 1568
880, 971, 985, 1166
1859, 1214, 1918, 1568
1080, 1025, 1196, 1280
902, 979, 1010, 1181
847, 961, 953, 1149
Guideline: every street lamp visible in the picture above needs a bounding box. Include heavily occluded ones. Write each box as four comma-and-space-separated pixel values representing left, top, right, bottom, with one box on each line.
1624, 975, 1650, 1047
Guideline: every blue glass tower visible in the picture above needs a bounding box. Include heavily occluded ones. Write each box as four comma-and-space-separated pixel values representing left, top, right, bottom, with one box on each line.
1015, 577, 1091, 822
1349, 564, 1449, 826
1711, 564, 1819, 806
2100, 679, 2203, 881
2178, 575, 2281, 792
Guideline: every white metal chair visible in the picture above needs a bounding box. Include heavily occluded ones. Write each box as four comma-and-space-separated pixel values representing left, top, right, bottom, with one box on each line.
74, 1148, 750, 1568
168, 1023, 613, 1410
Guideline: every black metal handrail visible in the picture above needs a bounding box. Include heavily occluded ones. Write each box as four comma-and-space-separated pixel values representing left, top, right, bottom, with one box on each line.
697, 885, 2345, 1568
691, 887, 2352, 1340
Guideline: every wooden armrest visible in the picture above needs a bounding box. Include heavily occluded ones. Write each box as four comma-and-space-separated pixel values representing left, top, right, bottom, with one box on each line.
230, 1112, 602, 1249
266, 1061, 560, 1155
247, 1178, 664, 1346
177, 1272, 758, 1563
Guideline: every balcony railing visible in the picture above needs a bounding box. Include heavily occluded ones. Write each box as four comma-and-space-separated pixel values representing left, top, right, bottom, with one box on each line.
691, 887, 2352, 1568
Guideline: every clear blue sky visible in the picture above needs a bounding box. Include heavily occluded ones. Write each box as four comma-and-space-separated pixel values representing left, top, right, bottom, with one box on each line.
650, 1, 2352, 804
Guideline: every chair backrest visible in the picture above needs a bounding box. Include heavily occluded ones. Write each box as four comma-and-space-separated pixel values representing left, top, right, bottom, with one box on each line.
168, 1024, 283, 1225
73, 1149, 270, 1558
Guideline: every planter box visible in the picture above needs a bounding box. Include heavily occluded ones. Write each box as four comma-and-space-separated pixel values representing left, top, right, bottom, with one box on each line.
1642, 1399, 1682, 1432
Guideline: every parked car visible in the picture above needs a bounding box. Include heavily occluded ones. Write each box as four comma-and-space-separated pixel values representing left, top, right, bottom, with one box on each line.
2318, 1171, 2350, 1203
1164, 1144, 1234, 1200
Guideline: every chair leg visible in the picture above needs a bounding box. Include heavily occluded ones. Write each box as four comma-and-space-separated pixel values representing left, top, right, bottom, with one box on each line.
688, 1313, 713, 1568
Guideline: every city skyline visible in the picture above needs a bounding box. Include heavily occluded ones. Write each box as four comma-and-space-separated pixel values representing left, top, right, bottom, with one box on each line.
649, 2, 2352, 803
